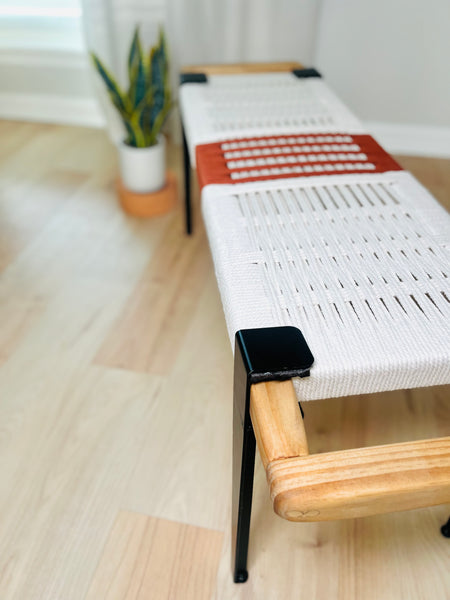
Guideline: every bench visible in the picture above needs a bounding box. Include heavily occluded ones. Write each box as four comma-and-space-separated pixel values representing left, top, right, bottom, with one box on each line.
178, 63, 450, 583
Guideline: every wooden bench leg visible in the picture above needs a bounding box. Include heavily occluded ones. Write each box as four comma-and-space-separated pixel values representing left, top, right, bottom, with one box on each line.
231, 327, 314, 583
181, 124, 192, 235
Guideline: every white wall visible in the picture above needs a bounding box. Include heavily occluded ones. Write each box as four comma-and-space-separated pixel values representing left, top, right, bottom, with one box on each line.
315, 0, 450, 126
314, 0, 450, 154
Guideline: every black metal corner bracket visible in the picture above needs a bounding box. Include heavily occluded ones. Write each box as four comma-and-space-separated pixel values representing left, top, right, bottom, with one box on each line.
232, 326, 314, 583
292, 67, 322, 79
179, 72, 208, 85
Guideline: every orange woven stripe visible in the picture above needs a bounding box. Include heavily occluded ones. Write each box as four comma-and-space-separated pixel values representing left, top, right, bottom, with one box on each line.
196, 134, 403, 189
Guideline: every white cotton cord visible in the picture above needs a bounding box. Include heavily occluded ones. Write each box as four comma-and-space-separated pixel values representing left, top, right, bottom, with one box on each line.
202, 172, 450, 401
180, 73, 365, 167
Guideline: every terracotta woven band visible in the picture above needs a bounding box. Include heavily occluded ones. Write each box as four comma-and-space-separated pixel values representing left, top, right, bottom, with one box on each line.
196, 133, 402, 189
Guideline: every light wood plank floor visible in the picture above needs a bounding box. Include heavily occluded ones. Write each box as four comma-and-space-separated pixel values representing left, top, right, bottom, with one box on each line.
0, 121, 449, 599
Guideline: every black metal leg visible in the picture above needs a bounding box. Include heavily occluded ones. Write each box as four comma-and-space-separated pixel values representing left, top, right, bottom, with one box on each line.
232, 383, 256, 583
231, 327, 314, 583
181, 124, 192, 235
441, 517, 450, 538
179, 72, 208, 234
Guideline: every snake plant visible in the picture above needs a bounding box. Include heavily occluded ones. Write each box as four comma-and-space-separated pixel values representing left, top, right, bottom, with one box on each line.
91, 27, 172, 148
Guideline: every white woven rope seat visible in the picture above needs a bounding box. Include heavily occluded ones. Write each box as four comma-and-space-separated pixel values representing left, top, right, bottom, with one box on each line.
180, 72, 365, 167
202, 171, 450, 401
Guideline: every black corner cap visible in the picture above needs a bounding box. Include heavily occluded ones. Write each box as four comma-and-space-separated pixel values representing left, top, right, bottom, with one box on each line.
180, 72, 208, 85
292, 67, 322, 79
235, 326, 314, 383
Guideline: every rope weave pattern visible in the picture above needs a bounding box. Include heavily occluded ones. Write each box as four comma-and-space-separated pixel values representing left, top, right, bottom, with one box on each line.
180, 73, 364, 166
202, 173, 450, 400
195, 133, 402, 187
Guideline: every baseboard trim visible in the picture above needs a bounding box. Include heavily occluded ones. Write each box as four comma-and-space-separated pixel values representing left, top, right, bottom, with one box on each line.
0, 92, 105, 128
367, 122, 450, 158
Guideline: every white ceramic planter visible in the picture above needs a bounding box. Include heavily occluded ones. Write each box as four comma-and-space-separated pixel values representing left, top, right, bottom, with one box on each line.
118, 136, 166, 193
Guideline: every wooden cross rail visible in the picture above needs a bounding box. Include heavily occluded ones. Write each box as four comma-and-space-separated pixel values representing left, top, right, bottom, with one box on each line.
250, 380, 450, 522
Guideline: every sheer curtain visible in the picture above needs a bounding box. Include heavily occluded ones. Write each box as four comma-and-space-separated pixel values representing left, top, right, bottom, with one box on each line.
81, 0, 322, 142
166, 0, 321, 68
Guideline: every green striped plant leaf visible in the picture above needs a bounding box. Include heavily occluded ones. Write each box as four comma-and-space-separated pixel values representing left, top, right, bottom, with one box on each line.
124, 120, 138, 147
90, 53, 130, 118
128, 27, 141, 77
127, 27, 147, 109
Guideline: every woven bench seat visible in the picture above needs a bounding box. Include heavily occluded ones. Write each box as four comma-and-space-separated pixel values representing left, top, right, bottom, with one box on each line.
180, 72, 365, 167
179, 67, 366, 233
202, 171, 450, 400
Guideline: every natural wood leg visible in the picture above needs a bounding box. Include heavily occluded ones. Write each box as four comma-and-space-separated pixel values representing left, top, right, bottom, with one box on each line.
250, 380, 309, 468
231, 327, 314, 583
